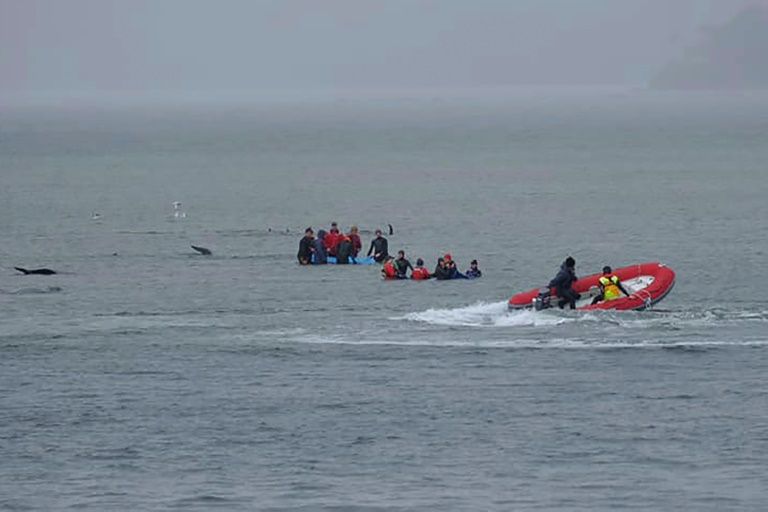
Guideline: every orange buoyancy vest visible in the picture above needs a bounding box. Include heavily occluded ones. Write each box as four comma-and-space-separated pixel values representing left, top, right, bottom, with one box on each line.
411, 267, 430, 280
382, 261, 397, 279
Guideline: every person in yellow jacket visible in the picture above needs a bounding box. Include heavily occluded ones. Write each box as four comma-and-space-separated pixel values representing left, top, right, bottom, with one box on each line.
591, 266, 630, 305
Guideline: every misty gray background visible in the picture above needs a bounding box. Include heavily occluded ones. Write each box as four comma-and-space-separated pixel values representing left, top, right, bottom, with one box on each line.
0, 0, 761, 100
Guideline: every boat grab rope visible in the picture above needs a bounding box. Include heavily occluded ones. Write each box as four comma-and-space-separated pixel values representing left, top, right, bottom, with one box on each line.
632, 288, 653, 309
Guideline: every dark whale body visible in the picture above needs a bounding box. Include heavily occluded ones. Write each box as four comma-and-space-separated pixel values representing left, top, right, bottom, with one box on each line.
191, 245, 212, 255
14, 267, 57, 275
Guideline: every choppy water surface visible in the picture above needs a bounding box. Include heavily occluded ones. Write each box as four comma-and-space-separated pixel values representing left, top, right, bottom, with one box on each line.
1, 90, 767, 510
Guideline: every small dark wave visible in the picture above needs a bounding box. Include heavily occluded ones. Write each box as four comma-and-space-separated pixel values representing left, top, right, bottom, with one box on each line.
171, 495, 241, 509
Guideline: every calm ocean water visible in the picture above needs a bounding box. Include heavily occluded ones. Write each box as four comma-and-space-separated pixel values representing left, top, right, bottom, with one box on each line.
1, 89, 767, 510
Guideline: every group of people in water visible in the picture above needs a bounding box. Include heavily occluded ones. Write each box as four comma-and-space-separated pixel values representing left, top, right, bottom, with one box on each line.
544, 256, 630, 309
297, 222, 482, 280
382, 251, 482, 280
296, 222, 372, 265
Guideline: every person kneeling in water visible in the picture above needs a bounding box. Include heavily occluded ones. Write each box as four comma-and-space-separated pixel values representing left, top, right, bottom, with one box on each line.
382, 256, 397, 279
411, 258, 431, 280
465, 259, 482, 279
591, 266, 630, 304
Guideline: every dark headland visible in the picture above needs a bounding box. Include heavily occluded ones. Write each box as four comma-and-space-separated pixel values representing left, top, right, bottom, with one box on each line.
650, 6, 768, 90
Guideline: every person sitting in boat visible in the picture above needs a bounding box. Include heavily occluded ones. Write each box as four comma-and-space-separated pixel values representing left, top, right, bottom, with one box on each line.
367, 229, 389, 263
591, 266, 630, 304
382, 256, 398, 279
549, 256, 580, 309
313, 229, 328, 264
393, 250, 414, 279
297, 227, 314, 265
348, 225, 362, 257
465, 259, 482, 279
411, 258, 431, 280
336, 235, 354, 264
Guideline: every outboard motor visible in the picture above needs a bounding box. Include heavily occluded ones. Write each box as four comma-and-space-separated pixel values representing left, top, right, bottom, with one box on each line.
532, 287, 552, 311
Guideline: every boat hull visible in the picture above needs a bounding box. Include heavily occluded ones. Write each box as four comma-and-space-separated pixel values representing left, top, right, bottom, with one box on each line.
508, 262, 676, 311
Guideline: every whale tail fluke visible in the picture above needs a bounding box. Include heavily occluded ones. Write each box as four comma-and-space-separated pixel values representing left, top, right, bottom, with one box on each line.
191, 245, 212, 255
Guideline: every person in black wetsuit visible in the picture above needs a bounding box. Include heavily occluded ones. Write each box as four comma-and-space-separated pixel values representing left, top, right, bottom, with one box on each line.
367, 229, 389, 263
393, 250, 414, 278
549, 256, 581, 309
297, 228, 314, 265
433, 257, 450, 280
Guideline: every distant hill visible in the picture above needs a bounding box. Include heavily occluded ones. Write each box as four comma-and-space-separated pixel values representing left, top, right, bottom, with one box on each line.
650, 6, 768, 90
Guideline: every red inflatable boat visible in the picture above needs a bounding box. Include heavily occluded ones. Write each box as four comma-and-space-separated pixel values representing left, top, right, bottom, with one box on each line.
508, 262, 676, 311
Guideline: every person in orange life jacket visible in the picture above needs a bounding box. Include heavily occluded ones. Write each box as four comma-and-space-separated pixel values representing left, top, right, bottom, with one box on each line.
465, 259, 482, 279
324, 221, 341, 257
348, 225, 362, 257
297, 227, 314, 265
381, 256, 397, 279
367, 229, 389, 263
591, 266, 630, 304
336, 235, 354, 264
411, 258, 431, 280
393, 250, 414, 279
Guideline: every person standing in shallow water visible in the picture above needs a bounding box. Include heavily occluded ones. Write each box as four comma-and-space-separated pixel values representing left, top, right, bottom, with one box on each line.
297, 227, 314, 265
324, 222, 341, 257
313, 230, 328, 264
367, 229, 389, 263
348, 225, 362, 258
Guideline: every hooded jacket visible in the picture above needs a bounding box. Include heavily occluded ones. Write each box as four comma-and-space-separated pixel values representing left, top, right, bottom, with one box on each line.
549, 262, 577, 294
313, 230, 328, 264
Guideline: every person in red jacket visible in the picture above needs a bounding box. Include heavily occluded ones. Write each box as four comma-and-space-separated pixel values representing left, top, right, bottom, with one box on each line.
348, 225, 362, 257
381, 256, 397, 279
324, 221, 341, 256
411, 258, 431, 280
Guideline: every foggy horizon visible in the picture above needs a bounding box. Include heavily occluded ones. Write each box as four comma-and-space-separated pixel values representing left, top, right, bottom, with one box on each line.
0, 0, 764, 103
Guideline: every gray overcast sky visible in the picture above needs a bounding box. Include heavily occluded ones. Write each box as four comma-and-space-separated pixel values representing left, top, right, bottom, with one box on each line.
0, 0, 756, 97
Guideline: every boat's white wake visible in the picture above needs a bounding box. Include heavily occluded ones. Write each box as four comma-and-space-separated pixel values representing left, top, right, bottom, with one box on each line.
397, 301, 768, 329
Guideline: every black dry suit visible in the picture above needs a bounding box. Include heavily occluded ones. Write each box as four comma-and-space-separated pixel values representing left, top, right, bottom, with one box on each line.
297, 235, 314, 264
548, 261, 580, 309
